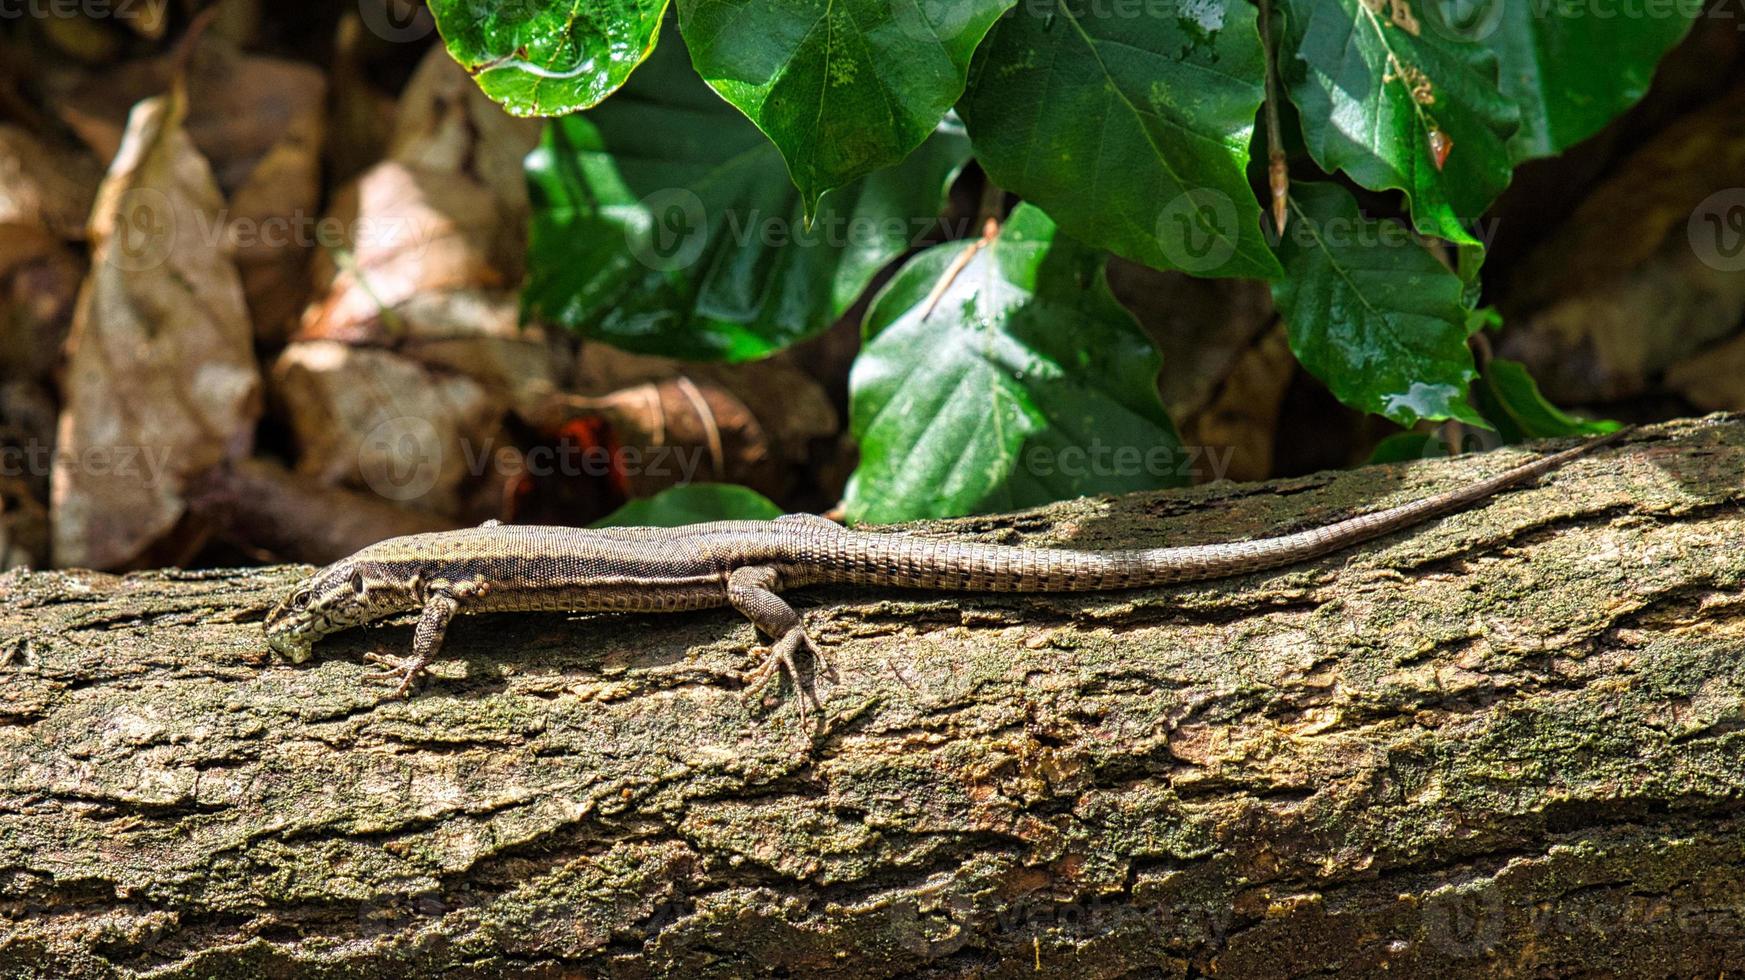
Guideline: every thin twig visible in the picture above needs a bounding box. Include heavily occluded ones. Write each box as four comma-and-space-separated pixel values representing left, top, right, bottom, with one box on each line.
1258, 0, 1289, 236
921, 215, 1002, 322
673, 375, 725, 481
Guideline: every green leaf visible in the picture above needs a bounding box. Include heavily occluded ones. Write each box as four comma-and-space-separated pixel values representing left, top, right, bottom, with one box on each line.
1465, 305, 1504, 334
1422, 1, 1698, 161
1475, 357, 1619, 443
845, 204, 1184, 525
1368, 432, 1448, 464
1272, 182, 1485, 429
524, 36, 971, 362
592, 483, 784, 527
674, 0, 1013, 211
1276, 0, 1519, 246
429, 0, 668, 116
957, 0, 1281, 280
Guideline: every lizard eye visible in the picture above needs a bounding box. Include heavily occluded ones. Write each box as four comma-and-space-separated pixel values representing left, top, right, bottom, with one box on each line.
288, 591, 311, 611
349, 570, 367, 595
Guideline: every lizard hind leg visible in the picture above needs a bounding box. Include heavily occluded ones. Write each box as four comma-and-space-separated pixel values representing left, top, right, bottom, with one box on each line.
727, 565, 836, 723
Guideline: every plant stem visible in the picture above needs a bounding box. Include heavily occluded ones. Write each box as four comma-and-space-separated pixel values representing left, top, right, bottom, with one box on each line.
1258, 0, 1289, 236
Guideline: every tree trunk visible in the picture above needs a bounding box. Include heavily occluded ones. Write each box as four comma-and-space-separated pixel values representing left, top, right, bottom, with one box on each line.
3, 418, 1743, 978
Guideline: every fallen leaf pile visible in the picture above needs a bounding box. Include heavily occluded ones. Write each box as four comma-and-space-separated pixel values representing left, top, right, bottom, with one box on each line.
0, 8, 853, 570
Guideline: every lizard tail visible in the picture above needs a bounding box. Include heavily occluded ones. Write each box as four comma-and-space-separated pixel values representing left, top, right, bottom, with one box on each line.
830, 429, 1628, 592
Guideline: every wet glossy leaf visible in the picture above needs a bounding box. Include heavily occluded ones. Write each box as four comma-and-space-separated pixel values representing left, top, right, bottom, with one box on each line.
524, 36, 970, 361
1272, 182, 1486, 429
675, 0, 1013, 211
958, 0, 1281, 279
846, 204, 1184, 524
429, 0, 668, 115
1420, 0, 1699, 161
1277, 0, 1519, 246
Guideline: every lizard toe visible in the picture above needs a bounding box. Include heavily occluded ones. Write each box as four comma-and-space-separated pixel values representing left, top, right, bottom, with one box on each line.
362, 652, 433, 698
741, 629, 828, 725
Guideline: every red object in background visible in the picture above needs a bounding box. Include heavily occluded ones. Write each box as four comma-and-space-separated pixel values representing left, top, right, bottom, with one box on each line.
505, 416, 632, 526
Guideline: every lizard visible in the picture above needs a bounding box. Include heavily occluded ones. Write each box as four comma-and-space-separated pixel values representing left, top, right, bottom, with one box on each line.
263, 431, 1625, 717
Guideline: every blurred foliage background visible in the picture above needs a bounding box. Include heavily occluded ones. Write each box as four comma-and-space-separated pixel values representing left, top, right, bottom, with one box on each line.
0, 0, 1739, 573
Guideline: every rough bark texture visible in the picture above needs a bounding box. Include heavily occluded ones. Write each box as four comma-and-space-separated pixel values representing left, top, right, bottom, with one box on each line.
2, 418, 1743, 978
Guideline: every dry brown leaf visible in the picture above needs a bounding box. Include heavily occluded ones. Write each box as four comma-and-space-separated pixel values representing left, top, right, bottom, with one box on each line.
271, 340, 502, 516
297, 161, 507, 339
1665, 332, 1745, 411
550, 344, 839, 500
53, 42, 323, 188
0, 472, 48, 570
0, 246, 83, 383
326, 13, 400, 186
0, 125, 101, 242
1106, 259, 1278, 422
51, 40, 326, 342
395, 290, 566, 418
0, 380, 57, 503
189, 456, 453, 566
0, 129, 98, 374
1176, 324, 1295, 484
390, 44, 542, 271
298, 44, 540, 335
52, 88, 260, 569
296, 45, 540, 342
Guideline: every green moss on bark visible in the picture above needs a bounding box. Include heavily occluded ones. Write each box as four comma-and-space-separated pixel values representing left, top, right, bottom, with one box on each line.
3, 418, 1744, 977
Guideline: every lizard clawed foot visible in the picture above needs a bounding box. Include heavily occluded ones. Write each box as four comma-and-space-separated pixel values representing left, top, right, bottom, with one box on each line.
743, 627, 834, 725
362, 651, 434, 699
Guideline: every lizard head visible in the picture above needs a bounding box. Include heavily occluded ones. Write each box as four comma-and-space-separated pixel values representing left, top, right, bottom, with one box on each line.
263, 561, 379, 662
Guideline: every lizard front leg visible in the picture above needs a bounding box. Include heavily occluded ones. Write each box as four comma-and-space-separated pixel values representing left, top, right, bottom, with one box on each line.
364, 590, 458, 698
727, 565, 835, 723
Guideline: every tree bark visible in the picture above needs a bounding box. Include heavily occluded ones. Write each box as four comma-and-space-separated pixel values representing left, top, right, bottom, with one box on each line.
3, 418, 1743, 978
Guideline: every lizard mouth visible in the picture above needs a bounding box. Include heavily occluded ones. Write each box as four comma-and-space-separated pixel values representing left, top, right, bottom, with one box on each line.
264, 624, 316, 663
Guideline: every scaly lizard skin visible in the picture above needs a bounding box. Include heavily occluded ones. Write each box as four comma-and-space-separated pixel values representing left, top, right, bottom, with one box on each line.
263, 433, 1623, 716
